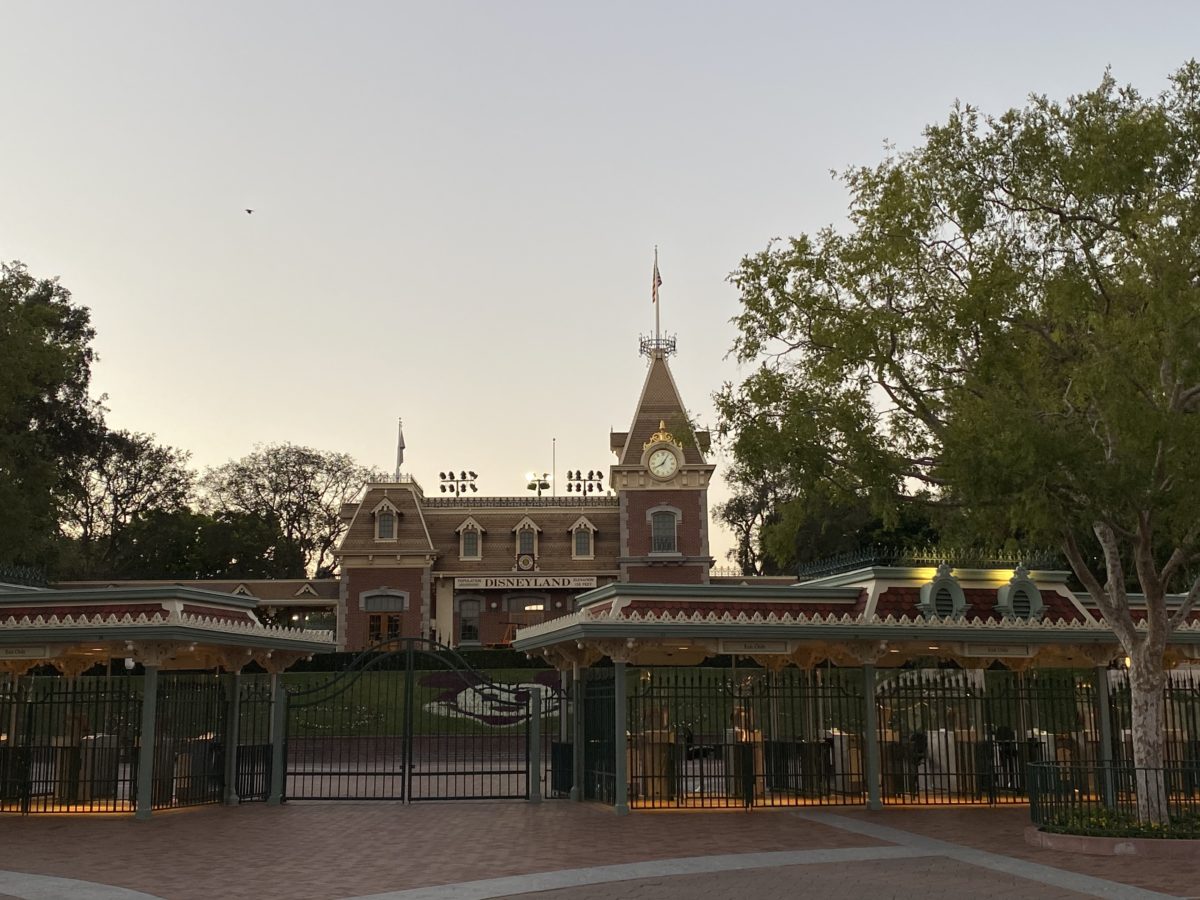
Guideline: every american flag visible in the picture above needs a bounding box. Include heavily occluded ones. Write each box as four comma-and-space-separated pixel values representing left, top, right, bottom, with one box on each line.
652, 253, 662, 304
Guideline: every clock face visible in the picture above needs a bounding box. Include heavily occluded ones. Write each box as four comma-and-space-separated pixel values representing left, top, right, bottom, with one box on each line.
648, 448, 679, 479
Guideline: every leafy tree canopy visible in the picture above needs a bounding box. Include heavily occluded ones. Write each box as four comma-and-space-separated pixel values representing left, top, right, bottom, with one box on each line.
0, 261, 102, 566
718, 63, 1200, 806
55, 429, 194, 578
115, 508, 305, 580
203, 443, 386, 577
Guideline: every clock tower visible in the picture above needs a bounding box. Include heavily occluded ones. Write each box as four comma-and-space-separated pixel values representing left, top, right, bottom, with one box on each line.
610, 339, 715, 584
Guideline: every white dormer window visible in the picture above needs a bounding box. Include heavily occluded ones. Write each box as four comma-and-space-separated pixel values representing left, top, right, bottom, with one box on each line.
569, 516, 597, 560
372, 497, 401, 541
456, 516, 485, 560
918, 564, 967, 619
512, 516, 541, 558
996, 565, 1045, 620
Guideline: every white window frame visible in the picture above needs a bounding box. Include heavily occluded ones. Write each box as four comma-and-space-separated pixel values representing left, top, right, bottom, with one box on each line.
372, 498, 401, 543
456, 516, 485, 560
512, 516, 541, 558
569, 516, 597, 560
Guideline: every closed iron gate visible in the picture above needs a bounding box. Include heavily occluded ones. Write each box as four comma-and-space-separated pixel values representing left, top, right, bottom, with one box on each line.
283, 639, 555, 801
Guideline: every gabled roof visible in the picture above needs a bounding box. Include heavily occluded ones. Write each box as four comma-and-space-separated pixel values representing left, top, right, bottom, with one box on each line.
617, 352, 708, 465
512, 515, 542, 533
455, 516, 486, 534
568, 515, 598, 533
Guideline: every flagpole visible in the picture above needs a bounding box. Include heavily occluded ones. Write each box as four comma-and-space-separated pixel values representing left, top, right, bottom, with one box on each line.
654, 246, 660, 343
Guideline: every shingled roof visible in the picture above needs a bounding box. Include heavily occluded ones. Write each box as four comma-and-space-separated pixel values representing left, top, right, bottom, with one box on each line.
616, 351, 708, 465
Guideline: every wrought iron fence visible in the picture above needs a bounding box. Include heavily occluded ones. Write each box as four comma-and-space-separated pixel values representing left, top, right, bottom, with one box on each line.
0, 675, 142, 813
877, 668, 1096, 805
625, 667, 866, 809
581, 668, 615, 804
1029, 762, 1200, 837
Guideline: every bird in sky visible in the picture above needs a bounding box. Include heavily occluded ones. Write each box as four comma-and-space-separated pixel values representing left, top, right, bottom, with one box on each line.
244, 209, 254, 214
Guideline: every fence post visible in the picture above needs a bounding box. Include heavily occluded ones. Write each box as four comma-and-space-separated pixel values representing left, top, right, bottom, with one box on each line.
1094, 665, 1115, 808
863, 662, 881, 811
614, 660, 629, 815
267, 679, 287, 806
223, 671, 242, 806
134, 665, 159, 821
529, 686, 542, 803
571, 664, 583, 802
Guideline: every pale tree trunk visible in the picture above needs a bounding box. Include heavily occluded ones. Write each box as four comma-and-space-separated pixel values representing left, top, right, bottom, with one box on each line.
1127, 645, 1169, 824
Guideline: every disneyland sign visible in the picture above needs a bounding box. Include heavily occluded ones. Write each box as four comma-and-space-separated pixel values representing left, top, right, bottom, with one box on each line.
454, 576, 597, 590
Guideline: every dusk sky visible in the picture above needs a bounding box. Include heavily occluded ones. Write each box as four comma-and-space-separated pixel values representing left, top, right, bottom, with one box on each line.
3, 2, 1196, 568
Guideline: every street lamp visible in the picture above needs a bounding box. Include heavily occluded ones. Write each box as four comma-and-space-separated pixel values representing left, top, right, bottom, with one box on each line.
566, 470, 604, 495
526, 472, 551, 497
440, 470, 478, 495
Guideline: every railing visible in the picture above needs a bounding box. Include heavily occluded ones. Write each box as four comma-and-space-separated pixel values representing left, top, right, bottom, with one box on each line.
1028, 762, 1200, 838
422, 496, 618, 508
795, 545, 1062, 581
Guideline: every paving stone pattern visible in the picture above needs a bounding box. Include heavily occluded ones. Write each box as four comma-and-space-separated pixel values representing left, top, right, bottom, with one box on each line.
0, 802, 1194, 900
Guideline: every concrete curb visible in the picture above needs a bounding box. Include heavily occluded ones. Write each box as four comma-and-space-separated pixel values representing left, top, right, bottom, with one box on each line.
1025, 825, 1200, 858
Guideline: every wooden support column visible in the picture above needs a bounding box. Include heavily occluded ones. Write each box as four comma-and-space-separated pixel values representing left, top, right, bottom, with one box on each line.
529, 686, 542, 803
571, 663, 583, 802
134, 665, 159, 821
223, 671, 242, 806
614, 660, 629, 816
268, 678, 287, 805
863, 662, 881, 811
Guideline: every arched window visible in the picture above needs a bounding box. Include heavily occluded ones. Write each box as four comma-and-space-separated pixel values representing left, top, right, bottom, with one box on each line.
651, 511, 677, 553
568, 516, 597, 560
518, 528, 535, 555
377, 510, 395, 540
456, 517, 485, 560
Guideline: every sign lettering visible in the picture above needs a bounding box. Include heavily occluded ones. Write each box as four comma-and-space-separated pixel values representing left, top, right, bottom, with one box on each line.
960, 644, 1034, 658
1, 646, 51, 659
719, 639, 790, 655
454, 576, 597, 590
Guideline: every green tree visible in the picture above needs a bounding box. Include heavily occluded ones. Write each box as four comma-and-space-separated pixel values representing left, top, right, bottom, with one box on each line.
117, 508, 304, 580
203, 443, 385, 577
718, 64, 1200, 821
0, 261, 102, 567
56, 429, 195, 578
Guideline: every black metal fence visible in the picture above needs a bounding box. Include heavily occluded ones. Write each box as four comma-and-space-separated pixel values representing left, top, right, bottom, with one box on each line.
0, 675, 142, 813
877, 668, 1097, 805
282, 639, 561, 802
624, 667, 865, 809
580, 668, 615, 804
1029, 762, 1200, 837
608, 665, 1200, 810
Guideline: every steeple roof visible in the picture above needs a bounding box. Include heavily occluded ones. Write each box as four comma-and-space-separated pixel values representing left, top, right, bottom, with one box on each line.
615, 351, 709, 465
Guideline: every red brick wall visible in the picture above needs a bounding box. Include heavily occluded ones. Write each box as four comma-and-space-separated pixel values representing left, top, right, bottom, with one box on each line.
344, 567, 426, 649
623, 490, 706, 558
624, 565, 706, 585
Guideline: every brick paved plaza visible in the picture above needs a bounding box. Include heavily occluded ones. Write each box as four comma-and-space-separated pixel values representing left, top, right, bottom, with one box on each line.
2, 803, 1198, 900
